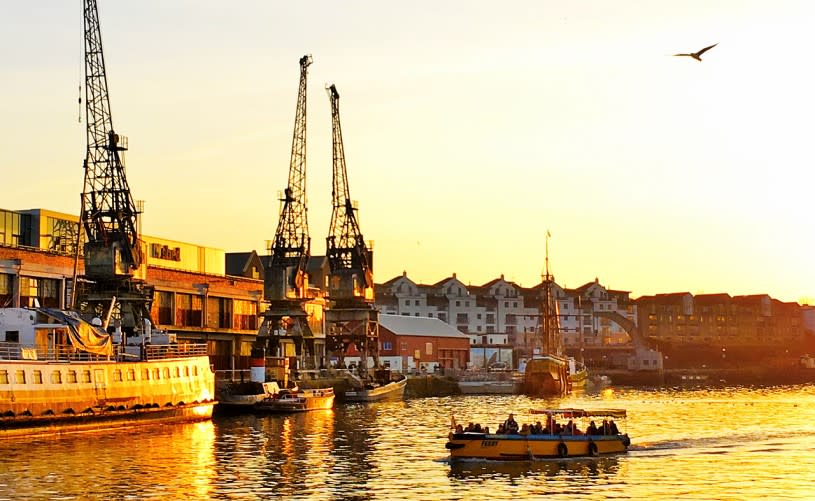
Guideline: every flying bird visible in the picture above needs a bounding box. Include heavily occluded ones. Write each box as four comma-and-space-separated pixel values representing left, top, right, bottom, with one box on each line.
673, 43, 718, 61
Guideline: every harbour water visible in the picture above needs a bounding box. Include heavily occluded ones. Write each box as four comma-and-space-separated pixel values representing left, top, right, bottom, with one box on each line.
2, 385, 815, 500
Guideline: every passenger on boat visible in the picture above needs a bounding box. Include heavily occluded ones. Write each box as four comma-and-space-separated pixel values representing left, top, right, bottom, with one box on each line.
533, 421, 543, 434
519, 424, 530, 435
609, 419, 620, 435
455, 424, 464, 433
587, 420, 599, 435
503, 413, 519, 434
496, 423, 507, 434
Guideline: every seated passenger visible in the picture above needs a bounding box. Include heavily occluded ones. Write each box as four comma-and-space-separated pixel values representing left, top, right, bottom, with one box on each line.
519, 423, 530, 435
473, 423, 483, 433
609, 419, 620, 435
503, 413, 519, 434
602, 419, 610, 435
496, 423, 507, 434
587, 420, 599, 435
455, 424, 463, 433
533, 421, 543, 434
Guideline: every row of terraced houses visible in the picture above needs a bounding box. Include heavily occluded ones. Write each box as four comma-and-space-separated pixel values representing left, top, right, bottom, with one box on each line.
3, 207, 813, 373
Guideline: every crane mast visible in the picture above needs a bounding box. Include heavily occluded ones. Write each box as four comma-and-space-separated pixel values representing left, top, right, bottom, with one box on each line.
259, 55, 316, 367
75, 0, 153, 333
266, 55, 312, 302
324, 84, 379, 373
325, 84, 374, 302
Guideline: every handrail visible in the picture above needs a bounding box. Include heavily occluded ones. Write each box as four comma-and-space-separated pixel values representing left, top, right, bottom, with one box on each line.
0, 341, 208, 362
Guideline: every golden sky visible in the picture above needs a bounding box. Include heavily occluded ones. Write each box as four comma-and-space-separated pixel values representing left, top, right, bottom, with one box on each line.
1, 1, 813, 302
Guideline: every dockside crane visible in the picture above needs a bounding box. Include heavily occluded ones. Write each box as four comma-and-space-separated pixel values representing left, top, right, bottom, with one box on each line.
259, 55, 316, 367
324, 84, 379, 373
73, 0, 153, 334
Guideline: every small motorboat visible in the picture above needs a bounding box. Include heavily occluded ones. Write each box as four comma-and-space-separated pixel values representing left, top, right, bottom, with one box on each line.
254, 387, 335, 413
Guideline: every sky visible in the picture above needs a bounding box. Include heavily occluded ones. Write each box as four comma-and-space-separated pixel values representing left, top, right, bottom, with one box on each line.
1, 1, 814, 303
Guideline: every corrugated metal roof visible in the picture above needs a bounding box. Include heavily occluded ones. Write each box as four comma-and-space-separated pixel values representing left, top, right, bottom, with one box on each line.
379, 314, 468, 338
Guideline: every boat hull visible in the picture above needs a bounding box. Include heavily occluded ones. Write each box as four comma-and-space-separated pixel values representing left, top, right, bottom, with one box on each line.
522, 356, 569, 396
445, 432, 629, 460
0, 356, 216, 438
255, 388, 335, 413
345, 376, 407, 402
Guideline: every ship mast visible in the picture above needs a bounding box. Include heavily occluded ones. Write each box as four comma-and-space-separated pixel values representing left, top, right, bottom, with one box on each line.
539, 231, 562, 356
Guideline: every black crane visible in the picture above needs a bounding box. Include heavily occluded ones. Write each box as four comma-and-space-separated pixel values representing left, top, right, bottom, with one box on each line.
74, 0, 153, 334
259, 55, 316, 366
324, 84, 379, 373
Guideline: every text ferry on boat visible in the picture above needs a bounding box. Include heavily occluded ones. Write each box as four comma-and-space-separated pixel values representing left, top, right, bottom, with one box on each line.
445, 408, 630, 460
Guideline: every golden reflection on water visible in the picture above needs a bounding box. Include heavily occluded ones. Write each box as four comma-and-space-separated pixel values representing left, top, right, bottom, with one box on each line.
3, 386, 815, 500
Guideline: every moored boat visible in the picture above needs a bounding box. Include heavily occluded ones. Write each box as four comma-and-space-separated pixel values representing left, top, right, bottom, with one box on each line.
445, 408, 630, 460
0, 307, 216, 438
254, 387, 334, 412
458, 372, 522, 395
345, 373, 407, 402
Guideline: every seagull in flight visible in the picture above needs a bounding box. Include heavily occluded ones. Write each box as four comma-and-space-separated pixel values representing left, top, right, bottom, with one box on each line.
674, 43, 718, 61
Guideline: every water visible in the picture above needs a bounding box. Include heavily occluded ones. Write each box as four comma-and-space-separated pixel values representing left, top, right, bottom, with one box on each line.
2, 385, 815, 500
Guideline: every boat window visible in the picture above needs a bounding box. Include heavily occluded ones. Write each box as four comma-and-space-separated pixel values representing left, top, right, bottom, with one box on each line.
193, 366, 199, 376
50, 371, 62, 384
3, 330, 18, 343
0, 370, 8, 385
175, 367, 181, 378
67, 370, 77, 384
163, 367, 170, 379
81, 370, 91, 383
127, 369, 136, 381
15, 370, 25, 384
142, 368, 150, 380
153, 368, 161, 380
185, 366, 190, 377
113, 370, 122, 382
32, 370, 42, 384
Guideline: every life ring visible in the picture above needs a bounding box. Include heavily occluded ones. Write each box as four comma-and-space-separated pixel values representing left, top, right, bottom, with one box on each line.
588, 441, 599, 457
557, 442, 568, 458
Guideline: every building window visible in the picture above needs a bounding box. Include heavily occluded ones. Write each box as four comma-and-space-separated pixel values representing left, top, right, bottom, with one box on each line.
428, 313, 433, 318
233, 300, 258, 330
415, 313, 420, 317
414, 300, 419, 306
456, 313, 468, 324
383, 341, 393, 351
425, 342, 433, 355
153, 291, 174, 325
404, 299, 410, 306
0, 273, 12, 307
513, 302, 517, 308
456, 301, 460, 307
207, 297, 232, 329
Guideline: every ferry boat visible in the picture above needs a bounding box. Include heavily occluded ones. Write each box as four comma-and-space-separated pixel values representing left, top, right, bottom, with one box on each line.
254, 387, 335, 413
0, 308, 216, 438
445, 408, 630, 460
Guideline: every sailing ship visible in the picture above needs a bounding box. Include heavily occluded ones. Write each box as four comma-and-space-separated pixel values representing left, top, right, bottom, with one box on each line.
521, 232, 571, 396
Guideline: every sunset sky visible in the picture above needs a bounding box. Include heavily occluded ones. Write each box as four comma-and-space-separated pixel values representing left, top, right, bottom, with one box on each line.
1, 1, 813, 303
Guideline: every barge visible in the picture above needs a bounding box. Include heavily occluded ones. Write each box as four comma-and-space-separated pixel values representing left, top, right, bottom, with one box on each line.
0, 308, 216, 438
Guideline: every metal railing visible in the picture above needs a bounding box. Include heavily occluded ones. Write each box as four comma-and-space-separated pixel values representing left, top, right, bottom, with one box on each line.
0, 342, 208, 362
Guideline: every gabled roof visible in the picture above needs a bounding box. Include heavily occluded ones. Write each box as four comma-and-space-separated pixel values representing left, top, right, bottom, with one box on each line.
379, 314, 468, 338
225, 251, 257, 276
694, 293, 732, 305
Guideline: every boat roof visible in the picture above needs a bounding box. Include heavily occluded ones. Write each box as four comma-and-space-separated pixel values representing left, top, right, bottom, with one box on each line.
530, 408, 627, 418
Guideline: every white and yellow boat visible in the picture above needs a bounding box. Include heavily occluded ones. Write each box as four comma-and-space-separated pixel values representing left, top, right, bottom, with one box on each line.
445, 408, 630, 460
